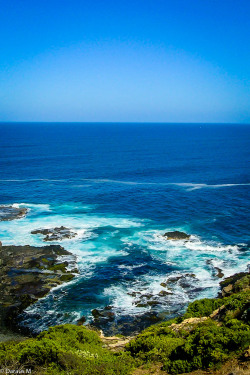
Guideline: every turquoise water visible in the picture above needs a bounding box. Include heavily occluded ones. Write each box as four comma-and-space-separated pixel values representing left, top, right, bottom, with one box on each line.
0, 123, 249, 334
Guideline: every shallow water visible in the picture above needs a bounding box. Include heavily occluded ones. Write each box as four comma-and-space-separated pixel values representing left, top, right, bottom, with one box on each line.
0, 123, 249, 334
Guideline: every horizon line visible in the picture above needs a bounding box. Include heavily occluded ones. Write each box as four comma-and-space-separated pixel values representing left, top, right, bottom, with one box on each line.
0, 121, 250, 125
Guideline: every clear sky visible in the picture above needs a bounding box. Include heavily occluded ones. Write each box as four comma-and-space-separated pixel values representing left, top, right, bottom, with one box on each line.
0, 0, 249, 123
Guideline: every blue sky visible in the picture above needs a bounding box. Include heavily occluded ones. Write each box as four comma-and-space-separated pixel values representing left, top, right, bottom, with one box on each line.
0, 0, 249, 122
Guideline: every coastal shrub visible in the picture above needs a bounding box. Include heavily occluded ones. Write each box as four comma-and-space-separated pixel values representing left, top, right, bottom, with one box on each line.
127, 287, 250, 375
233, 274, 250, 292
183, 297, 224, 319
37, 324, 101, 347
220, 272, 248, 290
163, 319, 250, 374
223, 290, 250, 315
0, 325, 135, 375
0, 341, 19, 365
17, 339, 62, 365
126, 321, 185, 361
48, 263, 67, 272
1, 274, 249, 375
60, 273, 74, 282
183, 290, 250, 321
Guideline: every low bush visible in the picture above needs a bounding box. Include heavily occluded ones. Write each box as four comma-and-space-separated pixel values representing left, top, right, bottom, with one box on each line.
126, 283, 250, 374
0, 325, 135, 375
163, 319, 250, 374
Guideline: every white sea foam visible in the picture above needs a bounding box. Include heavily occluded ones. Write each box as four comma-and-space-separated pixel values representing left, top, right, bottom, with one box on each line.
80, 179, 250, 190
1, 178, 249, 192
118, 263, 147, 271
184, 240, 239, 253
1, 201, 249, 332
13, 202, 52, 212
0, 179, 66, 182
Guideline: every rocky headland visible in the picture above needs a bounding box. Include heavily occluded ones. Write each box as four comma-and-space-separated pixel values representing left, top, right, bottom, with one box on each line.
0, 242, 78, 332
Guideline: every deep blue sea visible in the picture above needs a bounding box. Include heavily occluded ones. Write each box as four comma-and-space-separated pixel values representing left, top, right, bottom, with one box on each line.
0, 123, 249, 335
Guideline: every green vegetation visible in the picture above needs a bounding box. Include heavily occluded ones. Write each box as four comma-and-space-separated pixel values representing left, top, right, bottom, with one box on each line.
220, 273, 250, 290
48, 262, 68, 272
163, 319, 249, 374
182, 297, 224, 319
126, 276, 250, 374
1, 272, 249, 374
0, 325, 135, 374
59, 273, 74, 282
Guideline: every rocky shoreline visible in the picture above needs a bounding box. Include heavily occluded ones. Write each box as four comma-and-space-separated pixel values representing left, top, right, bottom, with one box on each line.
0, 242, 78, 334
0, 270, 248, 375
0, 204, 79, 337
0, 205, 248, 342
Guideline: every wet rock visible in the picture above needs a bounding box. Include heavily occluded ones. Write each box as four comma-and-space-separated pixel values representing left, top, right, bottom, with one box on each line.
0, 206, 28, 221
135, 303, 148, 308
0, 244, 77, 330
147, 300, 161, 306
127, 291, 140, 297
166, 275, 183, 284
163, 231, 190, 240
77, 315, 87, 326
206, 260, 225, 279
91, 306, 115, 322
140, 293, 153, 299
158, 290, 172, 296
92, 309, 102, 318
166, 273, 196, 288
160, 282, 167, 288
31, 226, 77, 241
215, 267, 224, 278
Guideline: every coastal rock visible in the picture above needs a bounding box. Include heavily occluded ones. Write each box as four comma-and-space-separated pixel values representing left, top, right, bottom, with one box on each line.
0, 206, 28, 221
165, 273, 196, 287
158, 290, 172, 296
31, 226, 77, 241
206, 259, 225, 278
127, 291, 141, 297
170, 317, 208, 333
219, 271, 250, 297
91, 306, 115, 323
77, 315, 87, 326
163, 231, 190, 240
101, 334, 132, 352
0, 244, 77, 329
134, 294, 164, 308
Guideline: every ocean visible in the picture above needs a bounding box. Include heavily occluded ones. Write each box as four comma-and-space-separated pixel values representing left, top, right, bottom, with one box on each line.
0, 122, 249, 335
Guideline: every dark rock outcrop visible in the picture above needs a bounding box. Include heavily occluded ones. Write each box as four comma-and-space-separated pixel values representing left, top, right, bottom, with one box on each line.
219, 271, 250, 297
31, 226, 77, 241
91, 306, 115, 323
163, 231, 190, 240
215, 267, 224, 278
0, 206, 28, 221
77, 315, 86, 326
0, 244, 77, 329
